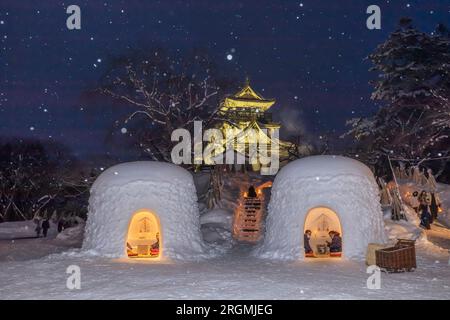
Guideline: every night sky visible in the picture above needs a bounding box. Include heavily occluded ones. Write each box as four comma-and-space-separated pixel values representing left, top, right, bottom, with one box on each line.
1, 1, 449, 159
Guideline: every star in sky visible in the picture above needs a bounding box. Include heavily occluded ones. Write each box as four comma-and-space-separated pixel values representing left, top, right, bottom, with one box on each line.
0, 0, 447, 158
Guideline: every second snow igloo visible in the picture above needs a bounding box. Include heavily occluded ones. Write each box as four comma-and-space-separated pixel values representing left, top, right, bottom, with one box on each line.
255, 155, 386, 260
83, 161, 206, 260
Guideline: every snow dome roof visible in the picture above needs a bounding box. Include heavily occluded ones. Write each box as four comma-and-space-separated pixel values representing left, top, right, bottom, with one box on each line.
84, 161, 207, 260
254, 155, 385, 260
275, 155, 374, 182
91, 161, 193, 191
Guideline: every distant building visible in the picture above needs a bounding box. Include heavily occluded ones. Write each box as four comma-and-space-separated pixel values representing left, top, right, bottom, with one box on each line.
206, 80, 289, 172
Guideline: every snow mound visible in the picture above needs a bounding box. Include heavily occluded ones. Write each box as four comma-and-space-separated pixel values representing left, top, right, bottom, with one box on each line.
83, 161, 208, 260
384, 206, 449, 256
275, 155, 374, 181
255, 155, 387, 260
437, 183, 450, 227
56, 223, 85, 242
92, 161, 193, 190
383, 206, 424, 241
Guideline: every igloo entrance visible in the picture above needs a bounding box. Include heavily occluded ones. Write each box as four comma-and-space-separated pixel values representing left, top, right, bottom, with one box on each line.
303, 207, 342, 258
126, 210, 161, 258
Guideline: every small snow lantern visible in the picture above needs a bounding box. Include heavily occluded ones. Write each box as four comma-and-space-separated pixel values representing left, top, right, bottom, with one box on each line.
254, 155, 386, 260
83, 161, 206, 260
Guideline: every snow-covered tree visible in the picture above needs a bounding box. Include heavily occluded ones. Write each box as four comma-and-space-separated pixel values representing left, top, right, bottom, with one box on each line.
98, 48, 231, 162
203, 166, 223, 209
390, 187, 406, 221
346, 19, 450, 172
282, 134, 314, 162
377, 177, 392, 207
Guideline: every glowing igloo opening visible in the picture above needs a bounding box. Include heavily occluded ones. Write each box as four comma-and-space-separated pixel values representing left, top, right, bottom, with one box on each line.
303, 207, 342, 258
126, 210, 161, 258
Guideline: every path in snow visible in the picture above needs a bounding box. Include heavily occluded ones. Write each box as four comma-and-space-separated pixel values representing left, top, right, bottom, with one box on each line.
0, 237, 82, 262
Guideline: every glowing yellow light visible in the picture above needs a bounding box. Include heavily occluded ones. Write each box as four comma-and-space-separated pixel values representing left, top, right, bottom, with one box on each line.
126, 210, 161, 259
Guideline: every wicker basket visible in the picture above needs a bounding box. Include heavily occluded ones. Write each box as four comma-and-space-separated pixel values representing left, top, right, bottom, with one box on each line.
375, 239, 416, 272
366, 243, 389, 266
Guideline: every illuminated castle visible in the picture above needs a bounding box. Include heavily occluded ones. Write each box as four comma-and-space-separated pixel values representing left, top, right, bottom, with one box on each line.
207, 80, 288, 172
219, 80, 280, 130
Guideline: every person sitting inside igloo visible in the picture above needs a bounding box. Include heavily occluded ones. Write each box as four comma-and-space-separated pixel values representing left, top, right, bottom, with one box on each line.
150, 232, 160, 256
326, 231, 342, 257
304, 230, 314, 257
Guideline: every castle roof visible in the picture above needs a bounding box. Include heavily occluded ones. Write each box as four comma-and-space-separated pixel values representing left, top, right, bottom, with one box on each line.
221, 83, 275, 112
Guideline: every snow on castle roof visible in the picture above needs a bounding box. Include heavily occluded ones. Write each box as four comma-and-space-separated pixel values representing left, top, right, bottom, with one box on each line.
91, 161, 193, 191
276, 155, 374, 181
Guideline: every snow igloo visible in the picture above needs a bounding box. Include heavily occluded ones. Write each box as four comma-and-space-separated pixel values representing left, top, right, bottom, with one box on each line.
256, 155, 386, 260
83, 161, 206, 260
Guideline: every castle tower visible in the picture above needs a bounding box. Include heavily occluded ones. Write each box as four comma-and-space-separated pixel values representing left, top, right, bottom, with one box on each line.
207, 80, 283, 171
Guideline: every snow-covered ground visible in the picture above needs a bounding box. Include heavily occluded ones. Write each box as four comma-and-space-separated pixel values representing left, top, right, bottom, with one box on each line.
0, 220, 59, 240
1, 173, 450, 300
1, 206, 450, 299
0, 222, 84, 262
0, 243, 449, 299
